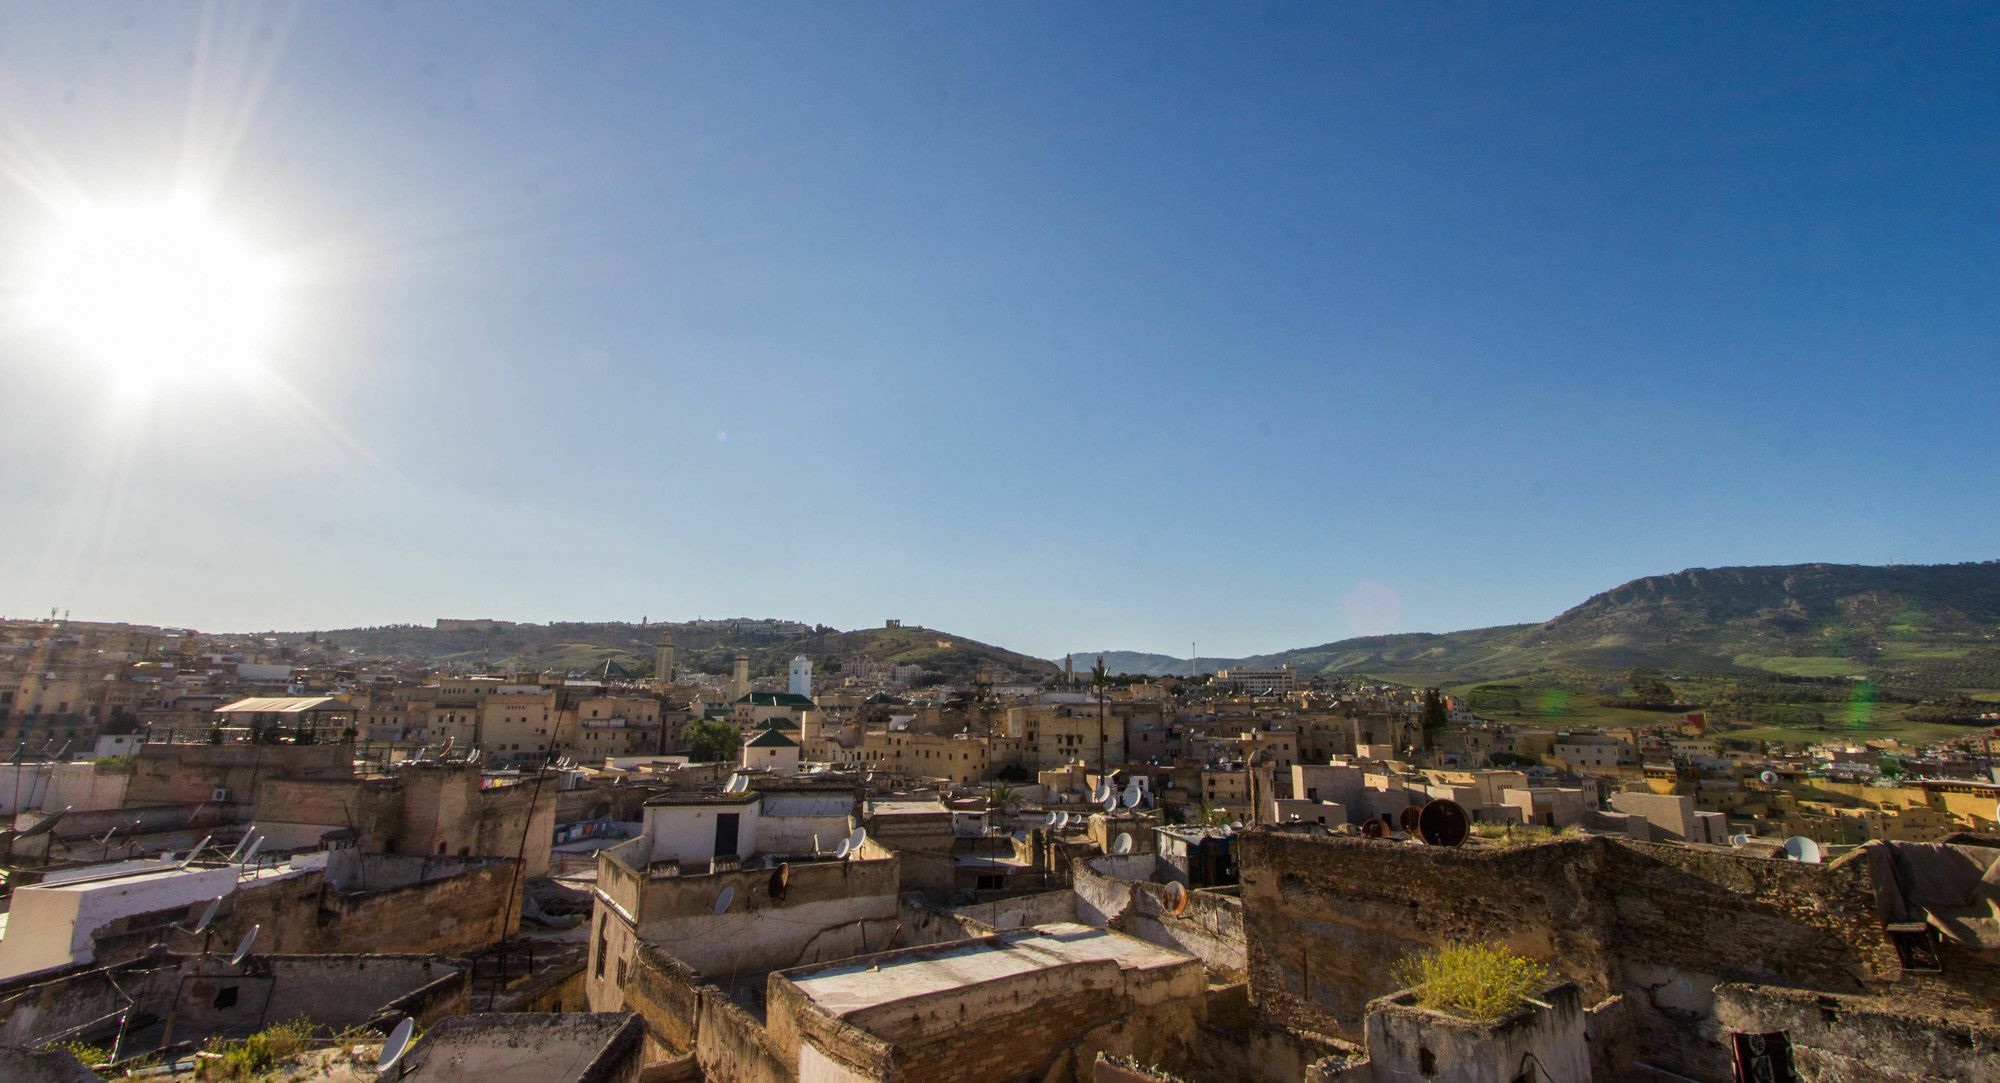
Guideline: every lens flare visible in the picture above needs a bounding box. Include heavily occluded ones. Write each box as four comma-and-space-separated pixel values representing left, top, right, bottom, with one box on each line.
24, 199, 283, 387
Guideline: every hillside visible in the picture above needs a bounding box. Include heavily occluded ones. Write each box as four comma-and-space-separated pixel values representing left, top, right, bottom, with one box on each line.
1083, 561, 2000, 698
276, 620, 1057, 683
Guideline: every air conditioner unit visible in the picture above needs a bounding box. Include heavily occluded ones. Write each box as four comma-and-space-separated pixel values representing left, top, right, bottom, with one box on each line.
212, 787, 231, 802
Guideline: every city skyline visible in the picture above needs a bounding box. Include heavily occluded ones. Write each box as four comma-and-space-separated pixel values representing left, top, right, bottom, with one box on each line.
3, 4, 1996, 659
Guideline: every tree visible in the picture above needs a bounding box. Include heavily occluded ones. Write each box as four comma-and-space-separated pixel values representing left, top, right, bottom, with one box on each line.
1421, 688, 1449, 731
682, 718, 739, 763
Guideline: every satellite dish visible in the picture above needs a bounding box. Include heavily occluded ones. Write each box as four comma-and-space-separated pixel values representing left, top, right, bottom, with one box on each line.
712, 885, 736, 914
1730, 833, 1751, 847
1362, 818, 1387, 839
1782, 836, 1822, 864
834, 838, 852, 859
229, 925, 260, 966
189, 896, 223, 934
1760, 770, 1780, 786
1121, 785, 1143, 809
239, 838, 264, 867
1230, 820, 1244, 831
1103, 795, 1119, 813
377, 1016, 416, 1075
768, 863, 791, 901
847, 827, 867, 853
18, 806, 72, 838
1055, 811, 1070, 829
1044, 811, 1058, 827
1092, 782, 1113, 803
226, 830, 256, 862
1398, 806, 1423, 834
1417, 799, 1471, 847
181, 836, 213, 867
1163, 881, 1189, 916
1112, 832, 1133, 855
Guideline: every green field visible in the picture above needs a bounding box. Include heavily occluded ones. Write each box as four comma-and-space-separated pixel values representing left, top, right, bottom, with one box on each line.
1731, 654, 1870, 678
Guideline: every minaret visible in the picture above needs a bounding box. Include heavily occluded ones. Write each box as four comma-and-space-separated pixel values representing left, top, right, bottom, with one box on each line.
730, 652, 751, 701
654, 632, 676, 683
789, 655, 813, 700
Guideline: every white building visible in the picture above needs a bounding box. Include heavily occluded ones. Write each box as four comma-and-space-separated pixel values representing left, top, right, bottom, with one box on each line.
789, 655, 813, 700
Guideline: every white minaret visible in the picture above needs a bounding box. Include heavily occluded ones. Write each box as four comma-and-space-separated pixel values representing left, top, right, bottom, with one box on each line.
789, 655, 813, 699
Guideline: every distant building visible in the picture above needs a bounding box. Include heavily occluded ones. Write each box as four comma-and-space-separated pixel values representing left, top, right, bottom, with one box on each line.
789, 654, 812, 699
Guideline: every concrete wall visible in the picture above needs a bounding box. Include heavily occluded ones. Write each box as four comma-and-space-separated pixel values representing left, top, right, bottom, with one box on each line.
589, 845, 901, 1013
125, 743, 352, 807
1237, 830, 1901, 1081
1355, 983, 1588, 1083
42, 762, 131, 813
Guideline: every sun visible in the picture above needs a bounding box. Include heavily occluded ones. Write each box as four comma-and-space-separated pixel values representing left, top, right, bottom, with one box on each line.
24, 199, 283, 387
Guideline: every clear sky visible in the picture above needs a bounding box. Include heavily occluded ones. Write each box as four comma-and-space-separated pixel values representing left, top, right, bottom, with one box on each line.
0, 4, 1994, 659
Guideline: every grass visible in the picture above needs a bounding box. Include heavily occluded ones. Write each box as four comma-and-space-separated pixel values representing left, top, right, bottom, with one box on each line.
1393, 943, 1552, 1021
1731, 653, 1871, 678
197, 1018, 317, 1081
1470, 823, 1580, 848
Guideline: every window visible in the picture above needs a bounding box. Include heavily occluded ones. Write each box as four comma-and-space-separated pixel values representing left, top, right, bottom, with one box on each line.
595, 917, 607, 978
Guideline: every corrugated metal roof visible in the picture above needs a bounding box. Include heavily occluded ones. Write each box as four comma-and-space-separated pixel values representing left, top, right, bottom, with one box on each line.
213, 696, 351, 714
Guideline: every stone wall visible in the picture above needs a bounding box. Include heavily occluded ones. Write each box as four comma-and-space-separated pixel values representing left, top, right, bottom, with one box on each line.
1076, 854, 1246, 977
1238, 830, 1903, 1079
1713, 982, 2000, 1083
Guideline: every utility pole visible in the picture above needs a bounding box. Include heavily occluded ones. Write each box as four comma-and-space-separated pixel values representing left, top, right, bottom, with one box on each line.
1093, 656, 1108, 783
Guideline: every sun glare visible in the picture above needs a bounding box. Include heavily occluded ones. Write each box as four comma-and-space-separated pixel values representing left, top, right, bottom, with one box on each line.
25, 199, 283, 387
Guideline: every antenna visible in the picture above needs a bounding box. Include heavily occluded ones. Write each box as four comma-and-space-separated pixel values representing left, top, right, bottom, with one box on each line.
1417, 799, 1471, 847
712, 885, 736, 914
18, 806, 72, 838
238, 837, 264, 869
846, 826, 866, 853
1759, 770, 1780, 786
1163, 880, 1189, 917
1103, 794, 1119, 813
1729, 833, 1750, 848
226, 829, 257, 862
1398, 806, 1423, 834
1092, 782, 1112, 803
177, 895, 224, 935
229, 925, 260, 967
1121, 783, 1143, 808
1112, 832, 1134, 855
834, 838, 852, 859
1782, 836, 1822, 864
377, 1016, 416, 1078
1044, 811, 1058, 827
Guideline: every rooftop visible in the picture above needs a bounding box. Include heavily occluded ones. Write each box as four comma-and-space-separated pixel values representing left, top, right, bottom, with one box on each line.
787, 923, 1191, 1017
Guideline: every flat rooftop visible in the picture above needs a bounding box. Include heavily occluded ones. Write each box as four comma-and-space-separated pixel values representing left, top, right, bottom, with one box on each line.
788, 923, 1191, 1017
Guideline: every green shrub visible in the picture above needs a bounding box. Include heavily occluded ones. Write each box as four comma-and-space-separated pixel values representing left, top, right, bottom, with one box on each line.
1392, 943, 1551, 1020
197, 1017, 316, 1081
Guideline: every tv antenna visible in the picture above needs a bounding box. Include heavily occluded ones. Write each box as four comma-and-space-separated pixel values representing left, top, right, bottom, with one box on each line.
1111, 832, 1134, 855
1102, 794, 1119, 813
1782, 836, 1822, 864
712, 885, 736, 915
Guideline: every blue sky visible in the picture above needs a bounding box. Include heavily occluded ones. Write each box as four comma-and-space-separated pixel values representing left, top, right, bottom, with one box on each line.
0, 4, 1994, 659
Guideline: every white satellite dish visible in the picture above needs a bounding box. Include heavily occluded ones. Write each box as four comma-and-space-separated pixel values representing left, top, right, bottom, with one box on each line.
229, 925, 260, 966
1112, 832, 1133, 855
181, 836, 213, 867
189, 896, 223, 934
1055, 811, 1070, 829
1044, 811, 1058, 827
1759, 770, 1780, 785
1121, 784, 1142, 808
1782, 836, 1822, 864
377, 1015, 415, 1076
1230, 820, 1244, 830
847, 827, 866, 853
1729, 833, 1751, 848
239, 838, 263, 867
834, 838, 852, 859
1103, 795, 1119, 813
713, 885, 736, 914
1092, 782, 1113, 803
226, 830, 256, 862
